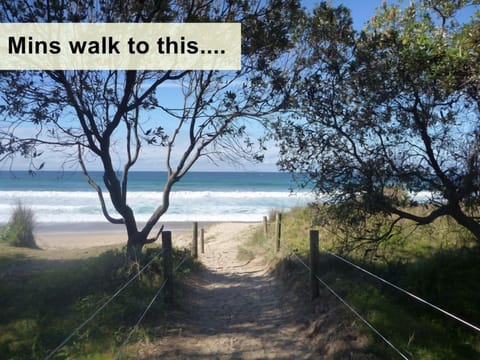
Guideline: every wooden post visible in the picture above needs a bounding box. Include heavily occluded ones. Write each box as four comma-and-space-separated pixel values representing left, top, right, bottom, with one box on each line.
275, 212, 282, 252
310, 230, 320, 299
201, 228, 205, 254
263, 216, 268, 240
192, 222, 198, 258
162, 231, 173, 304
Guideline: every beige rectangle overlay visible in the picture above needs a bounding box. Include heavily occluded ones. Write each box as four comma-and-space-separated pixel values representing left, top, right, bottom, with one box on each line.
0, 23, 240, 70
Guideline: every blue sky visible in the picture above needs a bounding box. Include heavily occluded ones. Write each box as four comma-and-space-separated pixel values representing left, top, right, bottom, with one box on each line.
313, 0, 383, 29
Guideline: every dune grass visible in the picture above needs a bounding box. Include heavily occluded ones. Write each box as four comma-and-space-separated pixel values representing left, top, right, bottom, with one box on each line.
252, 206, 480, 359
0, 243, 195, 359
0, 201, 38, 249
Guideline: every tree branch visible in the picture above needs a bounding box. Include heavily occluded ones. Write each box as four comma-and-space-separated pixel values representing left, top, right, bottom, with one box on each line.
77, 145, 124, 225
389, 205, 450, 225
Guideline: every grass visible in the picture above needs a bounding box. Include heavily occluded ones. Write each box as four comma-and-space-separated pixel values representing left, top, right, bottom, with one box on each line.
237, 221, 273, 263
254, 205, 480, 359
0, 201, 37, 249
0, 242, 196, 359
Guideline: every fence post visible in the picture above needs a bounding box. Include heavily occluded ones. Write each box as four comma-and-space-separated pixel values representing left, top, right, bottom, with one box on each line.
162, 231, 173, 304
275, 212, 282, 252
192, 222, 198, 258
309, 230, 320, 299
201, 228, 205, 254
263, 216, 268, 240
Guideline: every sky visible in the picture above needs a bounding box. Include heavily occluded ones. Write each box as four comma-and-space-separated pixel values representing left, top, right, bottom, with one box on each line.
5, 0, 475, 173
315, 0, 383, 28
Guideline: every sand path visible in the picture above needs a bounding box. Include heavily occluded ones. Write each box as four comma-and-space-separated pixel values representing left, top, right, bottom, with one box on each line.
136, 222, 312, 359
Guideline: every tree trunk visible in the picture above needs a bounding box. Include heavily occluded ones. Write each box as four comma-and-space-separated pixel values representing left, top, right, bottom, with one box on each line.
126, 230, 146, 260
450, 206, 480, 243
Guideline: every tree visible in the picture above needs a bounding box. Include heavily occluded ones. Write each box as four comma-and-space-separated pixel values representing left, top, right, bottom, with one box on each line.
274, 0, 480, 244
0, 0, 304, 256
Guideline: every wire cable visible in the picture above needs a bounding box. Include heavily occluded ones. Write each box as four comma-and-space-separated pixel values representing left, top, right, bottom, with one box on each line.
44, 248, 165, 360
115, 279, 168, 359
173, 255, 188, 272
293, 253, 409, 360
325, 251, 480, 333
321, 225, 480, 332
114, 254, 189, 359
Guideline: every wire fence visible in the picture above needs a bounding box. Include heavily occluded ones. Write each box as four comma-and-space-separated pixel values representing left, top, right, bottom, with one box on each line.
324, 250, 480, 333
116, 279, 168, 358
319, 225, 480, 332
44, 247, 166, 360
295, 228, 480, 359
44, 236, 190, 360
293, 253, 410, 360
115, 250, 190, 358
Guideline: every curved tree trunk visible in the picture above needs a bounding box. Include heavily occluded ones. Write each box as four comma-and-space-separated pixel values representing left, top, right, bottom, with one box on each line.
126, 230, 147, 260
450, 206, 480, 243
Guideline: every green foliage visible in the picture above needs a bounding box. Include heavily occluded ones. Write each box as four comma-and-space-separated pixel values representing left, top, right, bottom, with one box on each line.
320, 247, 480, 359
273, 0, 480, 241
0, 245, 191, 359
237, 207, 316, 262
237, 221, 274, 262
0, 201, 37, 249
274, 207, 315, 257
274, 206, 480, 359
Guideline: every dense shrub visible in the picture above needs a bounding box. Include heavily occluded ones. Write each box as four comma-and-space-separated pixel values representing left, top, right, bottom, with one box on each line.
1, 202, 37, 249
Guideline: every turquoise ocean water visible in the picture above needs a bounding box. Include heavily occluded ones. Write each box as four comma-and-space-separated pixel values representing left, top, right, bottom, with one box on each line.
0, 171, 313, 224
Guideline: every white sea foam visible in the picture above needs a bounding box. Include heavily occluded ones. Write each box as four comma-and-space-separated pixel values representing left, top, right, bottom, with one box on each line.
0, 190, 314, 224
0, 188, 437, 224
409, 191, 439, 203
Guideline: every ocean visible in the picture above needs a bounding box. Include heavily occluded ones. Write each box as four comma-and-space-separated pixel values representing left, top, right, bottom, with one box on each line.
0, 171, 313, 224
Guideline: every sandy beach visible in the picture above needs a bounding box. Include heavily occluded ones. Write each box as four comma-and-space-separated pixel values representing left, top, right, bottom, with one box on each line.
34, 221, 259, 250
